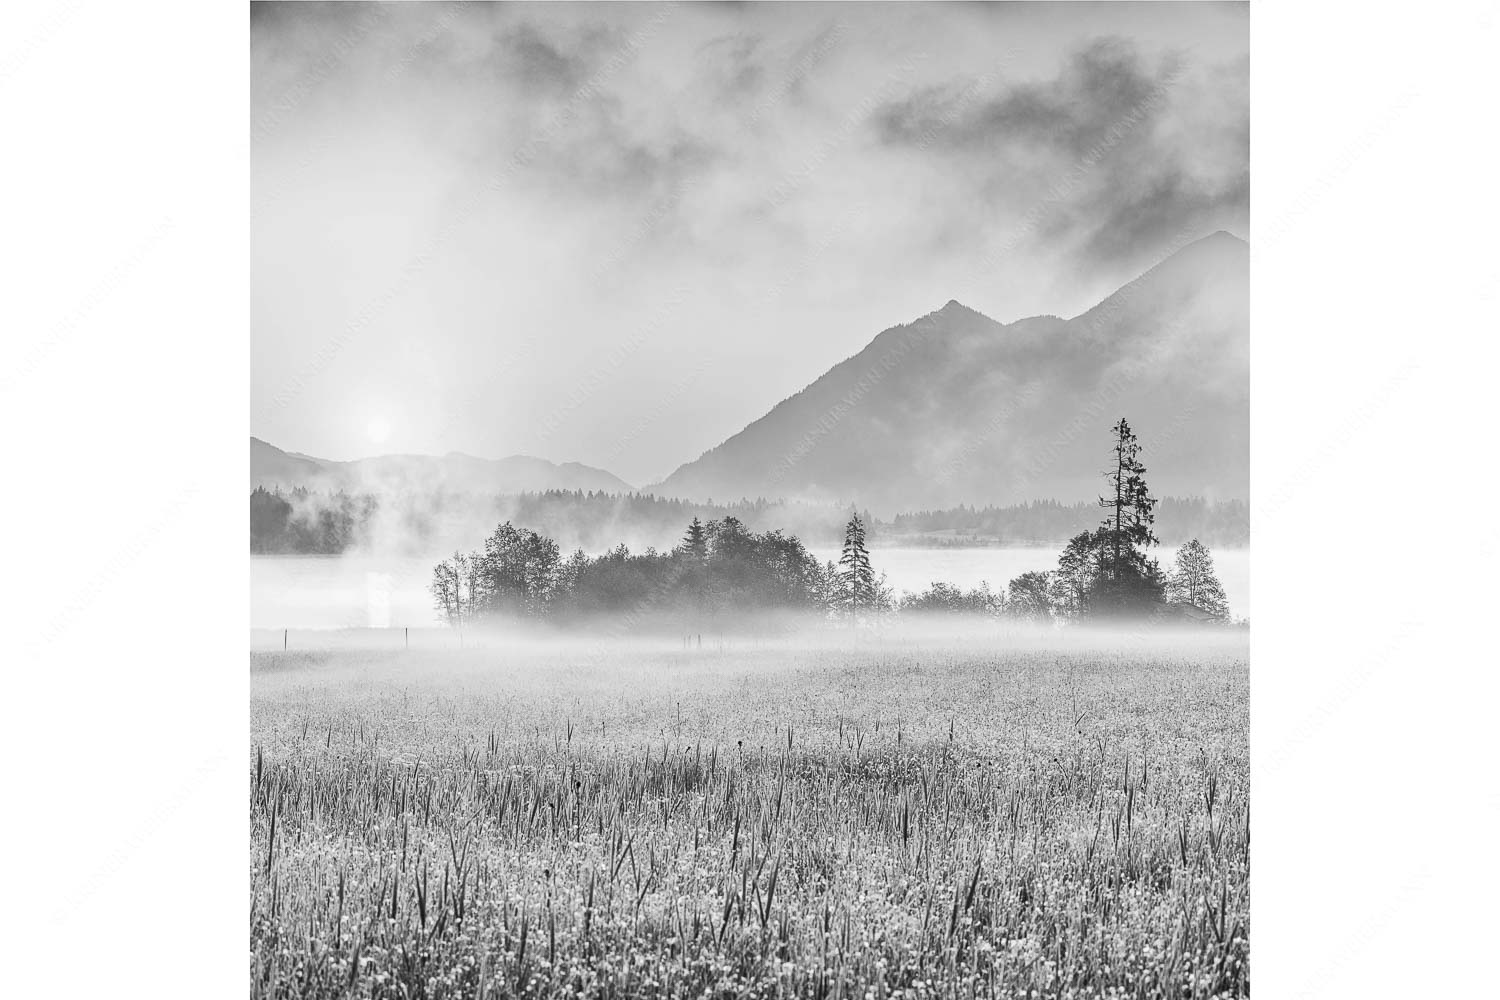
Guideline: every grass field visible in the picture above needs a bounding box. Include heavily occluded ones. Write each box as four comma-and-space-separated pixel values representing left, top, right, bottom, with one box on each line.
250, 630, 1248, 999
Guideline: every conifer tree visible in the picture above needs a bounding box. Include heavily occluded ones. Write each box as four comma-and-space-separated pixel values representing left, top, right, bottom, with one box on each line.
681, 516, 710, 629
838, 511, 875, 623
1094, 418, 1165, 615
682, 517, 707, 559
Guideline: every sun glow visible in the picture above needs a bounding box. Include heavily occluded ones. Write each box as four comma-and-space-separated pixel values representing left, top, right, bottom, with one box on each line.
366, 417, 390, 447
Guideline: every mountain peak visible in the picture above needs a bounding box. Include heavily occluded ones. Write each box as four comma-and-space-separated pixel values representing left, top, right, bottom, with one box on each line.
917, 299, 1002, 331
655, 242, 1247, 510
934, 299, 984, 319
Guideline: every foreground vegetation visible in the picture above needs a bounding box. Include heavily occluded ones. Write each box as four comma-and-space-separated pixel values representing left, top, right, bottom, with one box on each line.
250, 631, 1248, 998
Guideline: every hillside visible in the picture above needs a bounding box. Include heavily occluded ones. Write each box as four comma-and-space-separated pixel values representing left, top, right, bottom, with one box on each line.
250, 438, 634, 495
652, 232, 1248, 511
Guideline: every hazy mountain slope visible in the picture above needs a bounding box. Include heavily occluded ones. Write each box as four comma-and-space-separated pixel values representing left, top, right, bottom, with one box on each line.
653, 232, 1248, 511
250, 438, 635, 494
251, 437, 331, 487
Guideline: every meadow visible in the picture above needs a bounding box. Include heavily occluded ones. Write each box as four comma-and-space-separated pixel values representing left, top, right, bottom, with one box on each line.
250, 629, 1248, 999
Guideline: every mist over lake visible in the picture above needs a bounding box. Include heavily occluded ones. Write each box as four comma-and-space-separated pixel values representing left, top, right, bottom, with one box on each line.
251, 546, 1249, 630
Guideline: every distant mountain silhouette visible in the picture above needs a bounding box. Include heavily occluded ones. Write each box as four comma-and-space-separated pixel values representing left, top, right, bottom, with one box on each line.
250, 437, 635, 494
653, 232, 1247, 512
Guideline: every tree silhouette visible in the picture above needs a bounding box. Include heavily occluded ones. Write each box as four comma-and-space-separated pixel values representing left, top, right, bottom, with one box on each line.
476, 522, 562, 620
1093, 418, 1165, 616
838, 511, 875, 623
681, 517, 707, 559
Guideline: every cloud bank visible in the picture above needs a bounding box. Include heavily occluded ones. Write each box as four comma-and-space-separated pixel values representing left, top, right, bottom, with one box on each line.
251, 1, 1248, 485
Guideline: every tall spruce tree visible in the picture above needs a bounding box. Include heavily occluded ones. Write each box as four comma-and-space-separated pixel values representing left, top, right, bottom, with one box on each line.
1094, 418, 1165, 616
838, 511, 875, 623
682, 517, 707, 559
680, 516, 710, 630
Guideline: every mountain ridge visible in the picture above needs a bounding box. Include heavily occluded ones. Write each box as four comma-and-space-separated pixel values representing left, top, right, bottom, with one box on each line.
651, 232, 1247, 512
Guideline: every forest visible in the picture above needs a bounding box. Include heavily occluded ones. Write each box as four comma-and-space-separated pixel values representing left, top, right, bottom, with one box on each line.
429, 515, 851, 631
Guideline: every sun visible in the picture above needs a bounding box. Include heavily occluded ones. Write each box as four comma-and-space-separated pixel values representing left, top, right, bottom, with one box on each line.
366, 417, 390, 447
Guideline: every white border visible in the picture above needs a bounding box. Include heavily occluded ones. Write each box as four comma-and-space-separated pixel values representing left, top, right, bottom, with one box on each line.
1253, 0, 1499, 995
1, 0, 246, 992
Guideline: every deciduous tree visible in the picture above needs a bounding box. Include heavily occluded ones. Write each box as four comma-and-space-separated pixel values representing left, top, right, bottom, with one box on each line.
1006, 571, 1055, 623
1166, 538, 1229, 619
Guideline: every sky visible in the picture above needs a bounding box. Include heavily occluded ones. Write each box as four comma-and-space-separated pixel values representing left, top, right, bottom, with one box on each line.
251, 1, 1248, 486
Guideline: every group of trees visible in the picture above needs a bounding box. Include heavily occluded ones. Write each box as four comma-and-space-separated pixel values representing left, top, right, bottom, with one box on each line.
430, 513, 894, 630
896, 533, 1229, 625
899, 581, 1006, 617
1041, 419, 1230, 622
896, 419, 1233, 625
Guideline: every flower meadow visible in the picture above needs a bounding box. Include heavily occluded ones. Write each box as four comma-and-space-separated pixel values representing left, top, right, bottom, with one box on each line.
250, 630, 1248, 998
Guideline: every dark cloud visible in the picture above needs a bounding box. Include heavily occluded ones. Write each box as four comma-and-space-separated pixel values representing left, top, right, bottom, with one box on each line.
873, 38, 1247, 272
373, 10, 632, 100
875, 38, 1172, 153
493, 22, 595, 96
1074, 167, 1249, 268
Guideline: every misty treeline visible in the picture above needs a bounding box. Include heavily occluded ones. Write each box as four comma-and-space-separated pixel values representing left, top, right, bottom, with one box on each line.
430, 514, 894, 631
250, 487, 376, 555
888, 495, 1247, 549
430, 420, 1234, 631
250, 486, 1246, 556
249, 487, 869, 556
